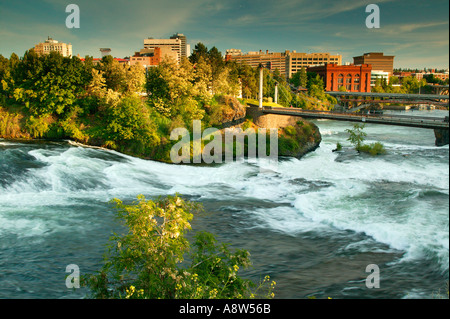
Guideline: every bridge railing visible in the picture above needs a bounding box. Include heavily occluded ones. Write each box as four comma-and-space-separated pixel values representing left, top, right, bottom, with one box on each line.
262, 106, 449, 129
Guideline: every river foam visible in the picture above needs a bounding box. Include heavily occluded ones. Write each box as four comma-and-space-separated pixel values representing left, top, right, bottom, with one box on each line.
0, 111, 448, 298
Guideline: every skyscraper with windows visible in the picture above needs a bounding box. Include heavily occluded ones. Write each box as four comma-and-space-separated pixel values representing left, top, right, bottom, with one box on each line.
170, 33, 188, 59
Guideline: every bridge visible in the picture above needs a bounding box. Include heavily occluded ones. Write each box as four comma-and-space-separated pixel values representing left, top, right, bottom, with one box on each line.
429, 84, 449, 96
326, 91, 450, 111
260, 106, 449, 146
252, 64, 449, 145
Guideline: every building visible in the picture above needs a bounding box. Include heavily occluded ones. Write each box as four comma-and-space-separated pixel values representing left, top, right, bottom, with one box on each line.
371, 70, 390, 86
225, 49, 342, 79
226, 50, 288, 76
144, 37, 182, 63
286, 51, 342, 78
307, 64, 372, 93
413, 71, 449, 82
353, 52, 395, 76
33, 37, 72, 57
226, 49, 243, 56
170, 33, 188, 59
130, 46, 178, 68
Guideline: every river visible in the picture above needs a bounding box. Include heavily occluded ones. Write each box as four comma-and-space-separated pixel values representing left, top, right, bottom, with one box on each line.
0, 109, 448, 299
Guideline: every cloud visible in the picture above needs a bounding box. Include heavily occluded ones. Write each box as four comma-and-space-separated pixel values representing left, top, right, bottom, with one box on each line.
228, 0, 395, 27
0, 0, 448, 68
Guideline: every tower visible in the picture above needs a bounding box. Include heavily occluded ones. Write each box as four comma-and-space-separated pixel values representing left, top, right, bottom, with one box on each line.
100, 48, 112, 58
170, 33, 187, 59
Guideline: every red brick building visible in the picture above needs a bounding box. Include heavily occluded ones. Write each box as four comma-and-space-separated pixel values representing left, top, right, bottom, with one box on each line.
308, 64, 372, 92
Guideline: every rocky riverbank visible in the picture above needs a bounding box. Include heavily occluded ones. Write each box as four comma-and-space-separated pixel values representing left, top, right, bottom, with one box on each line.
1, 96, 322, 163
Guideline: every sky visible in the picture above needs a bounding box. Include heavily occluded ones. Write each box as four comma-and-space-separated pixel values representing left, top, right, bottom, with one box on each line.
0, 0, 448, 69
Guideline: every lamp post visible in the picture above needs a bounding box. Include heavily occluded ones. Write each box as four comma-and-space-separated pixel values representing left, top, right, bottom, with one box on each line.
274, 82, 279, 104
259, 63, 264, 109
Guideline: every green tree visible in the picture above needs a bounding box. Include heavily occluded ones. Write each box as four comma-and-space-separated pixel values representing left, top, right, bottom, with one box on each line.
99, 56, 127, 93
308, 74, 326, 100
82, 195, 275, 299
146, 59, 204, 125
189, 42, 209, 65
401, 76, 426, 94
13, 51, 89, 117
299, 67, 307, 88
237, 63, 258, 99
0, 54, 11, 96
346, 123, 367, 150
102, 94, 160, 152
289, 70, 301, 87
345, 123, 386, 155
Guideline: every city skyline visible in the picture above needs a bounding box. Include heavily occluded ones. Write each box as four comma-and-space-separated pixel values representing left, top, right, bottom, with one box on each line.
0, 0, 448, 69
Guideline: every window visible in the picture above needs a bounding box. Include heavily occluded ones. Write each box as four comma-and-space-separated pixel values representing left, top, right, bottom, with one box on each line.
354, 84, 360, 91
354, 74, 360, 83
346, 76, 352, 84
346, 84, 352, 91
338, 73, 344, 84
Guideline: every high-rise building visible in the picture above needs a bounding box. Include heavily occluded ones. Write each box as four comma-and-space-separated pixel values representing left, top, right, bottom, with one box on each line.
170, 33, 188, 59
144, 37, 182, 63
353, 52, 395, 76
33, 37, 72, 57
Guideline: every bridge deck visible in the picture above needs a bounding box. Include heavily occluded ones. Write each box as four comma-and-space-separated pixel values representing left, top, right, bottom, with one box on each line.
262, 107, 449, 130
327, 91, 450, 100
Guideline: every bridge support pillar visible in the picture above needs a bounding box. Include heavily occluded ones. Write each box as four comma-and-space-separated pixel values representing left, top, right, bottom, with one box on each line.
434, 129, 449, 147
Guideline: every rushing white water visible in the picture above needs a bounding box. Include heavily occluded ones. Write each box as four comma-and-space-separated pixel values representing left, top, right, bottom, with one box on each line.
0, 109, 448, 299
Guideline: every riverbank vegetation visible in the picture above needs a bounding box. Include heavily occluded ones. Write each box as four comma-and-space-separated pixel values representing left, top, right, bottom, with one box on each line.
81, 195, 276, 299
289, 67, 338, 110
372, 74, 447, 94
0, 44, 323, 162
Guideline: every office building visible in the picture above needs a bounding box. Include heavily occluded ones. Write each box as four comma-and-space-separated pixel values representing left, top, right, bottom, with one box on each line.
170, 33, 188, 59
286, 51, 342, 78
226, 50, 288, 76
33, 37, 72, 57
130, 47, 178, 68
144, 37, 182, 63
225, 49, 342, 79
353, 52, 395, 76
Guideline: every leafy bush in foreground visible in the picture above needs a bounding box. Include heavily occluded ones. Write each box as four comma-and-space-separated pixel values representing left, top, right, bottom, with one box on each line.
82, 195, 275, 299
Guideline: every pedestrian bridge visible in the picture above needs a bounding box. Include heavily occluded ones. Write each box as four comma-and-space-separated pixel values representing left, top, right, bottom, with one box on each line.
326, 91, 449, 111
260, 106, 449, 146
